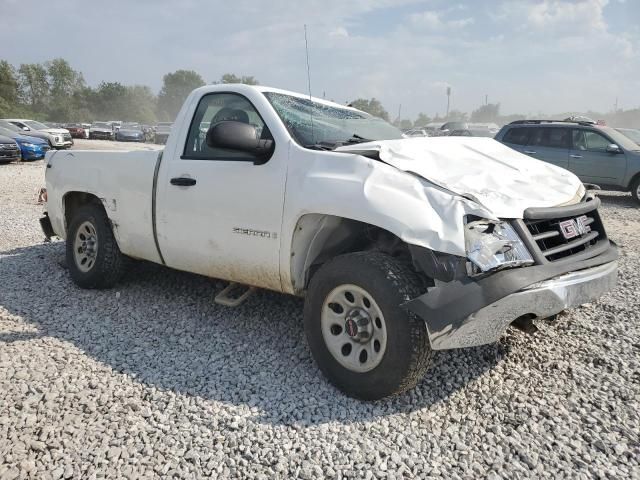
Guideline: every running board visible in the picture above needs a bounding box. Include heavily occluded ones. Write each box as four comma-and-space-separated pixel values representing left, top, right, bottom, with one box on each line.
214, 282, 255, 307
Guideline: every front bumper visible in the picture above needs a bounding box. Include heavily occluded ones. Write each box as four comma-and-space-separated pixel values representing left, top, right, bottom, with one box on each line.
405, 242, 618, 350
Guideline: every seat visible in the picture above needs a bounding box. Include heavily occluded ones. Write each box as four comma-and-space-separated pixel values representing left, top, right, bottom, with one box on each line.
211, 108, 249, 125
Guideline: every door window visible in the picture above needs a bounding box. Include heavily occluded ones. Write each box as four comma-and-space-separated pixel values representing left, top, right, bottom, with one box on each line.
502, 127, 529, 145
183, 93, 273, 161
529, 127, 569, 148
572, 130, 611, 152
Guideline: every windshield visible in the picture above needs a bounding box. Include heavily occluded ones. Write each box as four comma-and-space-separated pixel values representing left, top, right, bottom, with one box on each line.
0, 120, 21, 132
616, 128, 640, 145
601, 126, 640, 151
92, 122, 110, 128
24, 120, 49, 130
264, 92, 402, 148
0, 126, 16, 137
122, 123, 141, 130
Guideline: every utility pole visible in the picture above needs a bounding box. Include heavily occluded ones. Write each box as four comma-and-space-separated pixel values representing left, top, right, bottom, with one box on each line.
446, 86, 451, 118
397, 104, 402, 124
485, 94, 488, 106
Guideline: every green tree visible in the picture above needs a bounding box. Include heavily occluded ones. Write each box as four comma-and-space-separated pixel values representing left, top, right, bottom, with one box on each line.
414, 112, 432, 127
18, 63, 49, 109
470, 103, 500, 123
93, 82, 129, 119
348, 98, 390, 121
157, 70, 205, 120
45, 59, 86, 121
0, 60, 19, 105
123, 85, 157, 124
218, 73, 259, 85
446, 109, 468, 122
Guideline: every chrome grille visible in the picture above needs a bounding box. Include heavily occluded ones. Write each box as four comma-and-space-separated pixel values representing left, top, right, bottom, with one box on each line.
524, 208, 604, 262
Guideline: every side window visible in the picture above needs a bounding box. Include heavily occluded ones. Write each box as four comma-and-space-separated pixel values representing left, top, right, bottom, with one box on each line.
535, 128, 569, 148
182, 93, 273, 161
572, 130, 610, 152
527, 127, 544, 146
502, 127, 529, 145
584, 131, 611, 152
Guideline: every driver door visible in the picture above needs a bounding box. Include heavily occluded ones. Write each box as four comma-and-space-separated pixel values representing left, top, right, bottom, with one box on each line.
155, 92, 287, 291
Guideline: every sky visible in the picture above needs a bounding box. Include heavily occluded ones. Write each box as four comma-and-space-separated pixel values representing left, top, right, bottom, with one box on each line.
1, 0, 639, 119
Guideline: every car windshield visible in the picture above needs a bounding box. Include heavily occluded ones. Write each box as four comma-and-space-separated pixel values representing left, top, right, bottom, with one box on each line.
616, 128, 640, 145
600, 126, 640, 151
264, 92, 402, 148
0, 126, 16, 137
122, 124, 141, 130
93, 122, 110, 128
24, 120, 49, 130
0, 120, 21, 132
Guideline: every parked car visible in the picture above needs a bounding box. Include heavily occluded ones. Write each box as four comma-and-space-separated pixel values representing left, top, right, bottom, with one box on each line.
440, 121, 468, 133
496, 119, 640, 203
0, 126, 50, 160
402, 128, 430, 138
115, 123, 145, 142
4, 119, 73, 149
154, 122, 172, 144
0, 134, 21, 163
616, 128, 640, 146
448, 127, 495, 138
89, 122, 115, 140
64, 124, 88, 139
40, 84, 618, 400
0, 120, 55, 146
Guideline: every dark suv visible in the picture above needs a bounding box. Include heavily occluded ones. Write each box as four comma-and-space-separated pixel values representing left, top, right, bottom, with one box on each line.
496, 120, 640, 203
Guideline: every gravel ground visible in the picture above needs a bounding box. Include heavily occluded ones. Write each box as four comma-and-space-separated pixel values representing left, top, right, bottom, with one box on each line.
0, 155, 639, 479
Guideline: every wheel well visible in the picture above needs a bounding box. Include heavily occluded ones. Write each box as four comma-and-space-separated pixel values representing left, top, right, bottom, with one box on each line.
290, 214, 420, 293
63, 192, 104, 233
628, 172, 640, 191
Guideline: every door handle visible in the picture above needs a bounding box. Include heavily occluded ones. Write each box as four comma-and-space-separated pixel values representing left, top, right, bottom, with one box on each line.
570, 154, 583, 159
524, 150, 536, 155
170, 177, 197, 186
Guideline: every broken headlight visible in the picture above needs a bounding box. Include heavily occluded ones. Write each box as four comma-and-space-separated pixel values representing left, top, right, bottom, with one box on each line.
465, 219, 534, 273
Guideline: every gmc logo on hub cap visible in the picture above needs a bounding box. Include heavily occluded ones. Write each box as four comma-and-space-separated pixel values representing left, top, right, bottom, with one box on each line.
559, 215, 591, 240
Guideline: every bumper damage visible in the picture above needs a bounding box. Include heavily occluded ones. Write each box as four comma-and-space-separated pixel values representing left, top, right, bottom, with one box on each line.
405, 243, 618, 350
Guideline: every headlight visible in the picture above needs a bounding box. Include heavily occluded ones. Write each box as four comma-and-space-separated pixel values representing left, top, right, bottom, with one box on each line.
465, 219, 534, 272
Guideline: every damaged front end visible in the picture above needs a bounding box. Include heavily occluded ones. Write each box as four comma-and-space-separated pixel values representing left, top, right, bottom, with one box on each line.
405, 196, 618, 350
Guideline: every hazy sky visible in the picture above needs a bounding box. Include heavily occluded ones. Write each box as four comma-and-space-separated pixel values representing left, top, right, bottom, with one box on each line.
2, 0, 638, 118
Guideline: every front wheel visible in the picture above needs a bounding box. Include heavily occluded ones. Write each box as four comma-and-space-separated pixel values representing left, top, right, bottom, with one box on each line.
66, 204, 127, 288
304, 252, 432, 400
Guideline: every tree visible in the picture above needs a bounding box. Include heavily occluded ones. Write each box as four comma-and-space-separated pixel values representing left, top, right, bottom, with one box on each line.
218, 73, 259, 85
93, 82, 129, 119
414, 112, 432, 127
18, 63, 49, 109
398, 119, 413, 130
123, 85, 157, 124
45, 58, 86, 121
348, 98, 389, 121
157, 70, 205, 120
471, 103, 500, 123
0, 60, 19, 104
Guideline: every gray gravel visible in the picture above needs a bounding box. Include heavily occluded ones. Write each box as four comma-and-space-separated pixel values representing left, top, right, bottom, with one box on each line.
1, 156, 639, 479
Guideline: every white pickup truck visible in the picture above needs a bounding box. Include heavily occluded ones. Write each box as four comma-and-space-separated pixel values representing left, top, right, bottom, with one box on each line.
41, 84, 618, 400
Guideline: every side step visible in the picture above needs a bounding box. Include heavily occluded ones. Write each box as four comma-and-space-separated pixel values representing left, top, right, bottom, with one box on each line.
214, 282, 255, 307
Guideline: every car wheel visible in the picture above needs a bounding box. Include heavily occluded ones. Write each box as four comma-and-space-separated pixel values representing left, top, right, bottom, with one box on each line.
304, 252, 432, 400
66, 203, 128, 289
631, 176, 640, 204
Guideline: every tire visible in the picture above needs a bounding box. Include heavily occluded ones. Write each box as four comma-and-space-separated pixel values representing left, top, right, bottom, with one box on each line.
304, 252, 432, 400
631, 176, 640, 204
66, 203, 127, 289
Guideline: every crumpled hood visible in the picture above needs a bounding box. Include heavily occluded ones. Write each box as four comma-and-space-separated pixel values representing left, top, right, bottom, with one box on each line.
336, 137, 584, 218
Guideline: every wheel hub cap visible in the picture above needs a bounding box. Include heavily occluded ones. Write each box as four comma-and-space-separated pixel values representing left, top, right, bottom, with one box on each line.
321, 284, 387, 373
73, 221, 98, 273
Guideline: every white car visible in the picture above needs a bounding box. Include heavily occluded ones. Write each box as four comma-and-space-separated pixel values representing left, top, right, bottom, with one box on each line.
5, 118, 73, 149
40, 84, 618, 400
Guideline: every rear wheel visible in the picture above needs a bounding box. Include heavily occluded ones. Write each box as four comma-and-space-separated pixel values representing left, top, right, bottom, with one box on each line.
66, 204, 127, 288
631, 176, 640, 204
304, 252, 432, 400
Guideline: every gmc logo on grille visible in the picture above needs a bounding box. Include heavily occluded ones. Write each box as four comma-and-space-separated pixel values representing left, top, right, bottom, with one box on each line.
559, 215, 591, 239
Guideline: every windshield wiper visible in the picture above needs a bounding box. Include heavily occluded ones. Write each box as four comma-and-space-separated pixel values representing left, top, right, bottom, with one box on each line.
303, 142, 336, 151
344, 133, 372, 144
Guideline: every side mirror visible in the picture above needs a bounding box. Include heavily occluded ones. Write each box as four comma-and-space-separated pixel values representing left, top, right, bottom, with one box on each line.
206, 121, 274, 162
606, 143, 622, 154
